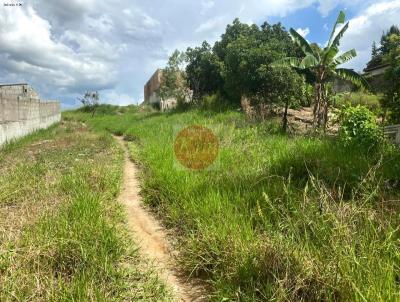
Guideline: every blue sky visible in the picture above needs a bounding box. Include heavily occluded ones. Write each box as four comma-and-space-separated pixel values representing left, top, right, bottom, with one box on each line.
0, 0, 399, 108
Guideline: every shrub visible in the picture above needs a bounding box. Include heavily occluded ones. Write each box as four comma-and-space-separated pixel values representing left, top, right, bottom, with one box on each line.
332, 92, 382, 114
339, 105, 383, 149
388, 92, 400, 123
198, 93, 231, 112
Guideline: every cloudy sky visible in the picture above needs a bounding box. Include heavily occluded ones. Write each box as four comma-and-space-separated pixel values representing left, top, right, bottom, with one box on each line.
0, 0, 399, 108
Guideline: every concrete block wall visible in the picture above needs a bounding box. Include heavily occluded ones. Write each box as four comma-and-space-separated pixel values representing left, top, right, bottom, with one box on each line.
0, 84, 61, 146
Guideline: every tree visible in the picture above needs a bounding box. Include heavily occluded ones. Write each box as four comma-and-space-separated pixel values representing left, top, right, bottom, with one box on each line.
380, 25, 400, 55
272, 11, 368, 130
213, 19, 257, 61
185, 41, 223, 100
265, 67, 305, 132
160, 50, 192, 106
78, 91, 99, 117
382, 32, 400, 123
219, 20, 299, 105
372, 41, 378, 58
366, 25, 400, 70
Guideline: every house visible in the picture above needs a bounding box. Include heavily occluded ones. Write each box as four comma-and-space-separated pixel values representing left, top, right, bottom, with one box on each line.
363, 63, 390, 77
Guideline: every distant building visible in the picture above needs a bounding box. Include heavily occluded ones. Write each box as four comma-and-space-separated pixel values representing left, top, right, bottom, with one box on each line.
143, 69, 177, 111
363, 63, 390, 77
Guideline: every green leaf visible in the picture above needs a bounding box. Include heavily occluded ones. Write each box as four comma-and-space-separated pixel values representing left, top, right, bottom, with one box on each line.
289, 28, 315, 56
300, 54, 319, 69
328, 11, 346, 47
333, 49, 357, 66
323, 46, 339, 65
331, 22, 349, 49
335, 68, 369, 88
271, 57, 304, 69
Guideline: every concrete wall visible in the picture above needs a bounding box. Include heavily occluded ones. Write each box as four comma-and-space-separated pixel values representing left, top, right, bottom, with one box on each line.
0, 84, 61, 146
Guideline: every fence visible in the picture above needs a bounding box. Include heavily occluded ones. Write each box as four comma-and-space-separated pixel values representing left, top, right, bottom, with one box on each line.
0, 85, 61, 146
384, 124, 400, 146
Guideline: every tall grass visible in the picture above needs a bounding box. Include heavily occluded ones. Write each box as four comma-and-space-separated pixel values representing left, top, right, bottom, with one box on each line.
0, 122, 171, 301
67, 107, 400, 301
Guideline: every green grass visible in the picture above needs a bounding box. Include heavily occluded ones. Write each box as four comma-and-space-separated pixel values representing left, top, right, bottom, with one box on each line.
66, 106, 400, 301
332, 92, 382, 114
0, 122, 172, 301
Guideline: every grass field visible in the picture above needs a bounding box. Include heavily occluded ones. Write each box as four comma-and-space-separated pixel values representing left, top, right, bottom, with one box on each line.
0, 122, 171, 301
64, 106, 400, 301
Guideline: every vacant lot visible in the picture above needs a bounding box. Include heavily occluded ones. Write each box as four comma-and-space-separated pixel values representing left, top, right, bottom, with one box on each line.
0, 122, 171, 301
65, 106, 400, 301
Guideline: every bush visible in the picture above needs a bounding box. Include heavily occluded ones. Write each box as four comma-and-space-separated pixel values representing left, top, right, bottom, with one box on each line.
388, 92, 400, 123
339, 105, 383, 149
198, 93, 231, 112
333, 92, 382, 114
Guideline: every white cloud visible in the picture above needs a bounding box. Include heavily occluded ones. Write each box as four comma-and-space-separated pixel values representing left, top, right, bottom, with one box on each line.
316, 0, 372, 17
0, 0, 398, 107
86, 14, 114, 33
195, 16, 227, 34
0, 6, 119, 93
296, 27, 310, 37
340, 0, 400, 71
201, 0, 215, 14
102, 91, 135, 106
122, 8, 161, 39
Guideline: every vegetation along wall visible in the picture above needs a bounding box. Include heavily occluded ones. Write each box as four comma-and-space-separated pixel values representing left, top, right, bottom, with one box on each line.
0, 84, 61, 146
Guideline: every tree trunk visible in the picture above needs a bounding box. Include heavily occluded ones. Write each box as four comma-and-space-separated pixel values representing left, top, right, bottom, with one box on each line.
382, 107, 387, 125
313, 82, 322, 127
322, 89, 329, 132
319, 83, 324, 128
91, 106, 96, 118
282, 98, 289, 133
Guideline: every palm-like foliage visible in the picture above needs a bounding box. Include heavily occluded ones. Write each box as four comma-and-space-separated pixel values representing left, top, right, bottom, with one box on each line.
272, 11, 368, 128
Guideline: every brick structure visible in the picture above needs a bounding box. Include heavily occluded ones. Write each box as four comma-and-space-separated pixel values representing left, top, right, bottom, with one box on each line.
143, 69, 178, 111
144, 69, 163, 104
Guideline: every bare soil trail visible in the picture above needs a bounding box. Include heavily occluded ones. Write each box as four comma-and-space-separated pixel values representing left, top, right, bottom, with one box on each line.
114, 136, 206, 302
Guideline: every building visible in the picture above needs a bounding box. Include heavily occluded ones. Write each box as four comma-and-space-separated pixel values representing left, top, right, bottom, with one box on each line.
363, 64, 390, 77
143, 69, 177, 111
143, 69, 186, 112
144, 69, 163, 105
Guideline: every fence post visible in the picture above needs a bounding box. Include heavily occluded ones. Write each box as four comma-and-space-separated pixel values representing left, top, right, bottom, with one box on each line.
396, 128, 400, 145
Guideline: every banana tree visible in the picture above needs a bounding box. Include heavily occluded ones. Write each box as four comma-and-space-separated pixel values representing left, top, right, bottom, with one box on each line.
272, 11, 368, 129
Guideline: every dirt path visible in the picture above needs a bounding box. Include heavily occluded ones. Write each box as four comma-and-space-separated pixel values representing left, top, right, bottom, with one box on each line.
115, 136, 206, 302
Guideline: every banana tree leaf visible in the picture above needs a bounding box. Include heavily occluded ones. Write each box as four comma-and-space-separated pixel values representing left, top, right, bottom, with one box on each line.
271, 57, 304, 69
323, 46, 339, 65
333, 49, 357, 66
289, 28, 315, 56
328, 11, 346, 47
331, 22, 349, 49
335, 68, 369, 88
300, 54, 319, 68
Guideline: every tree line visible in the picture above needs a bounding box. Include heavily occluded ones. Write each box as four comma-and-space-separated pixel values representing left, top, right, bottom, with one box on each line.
161, 11, 399, 130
